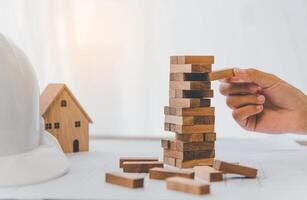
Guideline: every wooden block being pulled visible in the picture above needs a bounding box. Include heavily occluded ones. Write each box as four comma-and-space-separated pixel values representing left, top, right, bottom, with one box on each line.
149, 167, 194, 180
162, 139, 215, 151
169, 89, 214, 98
194, 166, 223, 182
170, 73, 209, 81
208, 68, 234, 81
165, 115, 215, 125
213, 160, 257, 178
122, 161, 164, 173
164, 123, 215, 134
166, 177, 210, 195
169, 81, 211, 90
170, 64, 211, 73
119, 157, 159, 168
105, 172, 144, 188
169, 98, 211, 108
176, 133, 216, 142
164, 149, 215, 160
170, 56, 214, 64
164, 106, 215, 116
176, 158, 214, 168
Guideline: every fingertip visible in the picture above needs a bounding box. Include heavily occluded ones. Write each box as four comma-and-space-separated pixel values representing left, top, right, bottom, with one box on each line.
256, 105, 263, 111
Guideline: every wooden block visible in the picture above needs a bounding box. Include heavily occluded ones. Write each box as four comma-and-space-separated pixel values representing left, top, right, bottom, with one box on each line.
166, 177, 210, 195
122, 161, 164, 173
208, 68, 234, 81
149, 167, 194, 180
194, 166, 223, 182
164, 106, 215, 116
164, 123, 215, 134
164, 149, 215, 160
176, 133, 205, 142
169, 98, 211, 108
213, 160, 257, 178
162, 140, 215, 151
161, 139, 170, 149
170, 64, 212, 73
119, 157, 159, 168
105, 172, 144, 188
204, 132, 216, 141
169, 89, 214, 98
170, 56, 214, 64
170, 73, 209, 81
169, 81, 211, 90
165, 115, 215, 125
176, 158, 214, 168
163, 156, 176, 166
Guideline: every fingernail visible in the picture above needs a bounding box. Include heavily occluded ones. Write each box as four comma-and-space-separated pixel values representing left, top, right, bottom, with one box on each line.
257, 95, 265, 102
257, 86, 262, 90
249, 85, 258, 92
256, 105, 263, 110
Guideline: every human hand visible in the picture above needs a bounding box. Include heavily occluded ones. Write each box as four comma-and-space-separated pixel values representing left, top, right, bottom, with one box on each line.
219, 68, 307, 134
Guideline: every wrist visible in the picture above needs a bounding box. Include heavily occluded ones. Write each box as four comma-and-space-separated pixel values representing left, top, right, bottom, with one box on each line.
297, 94, 307, 134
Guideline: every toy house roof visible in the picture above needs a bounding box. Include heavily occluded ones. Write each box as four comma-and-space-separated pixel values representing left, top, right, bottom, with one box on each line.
40, 83, 93, 123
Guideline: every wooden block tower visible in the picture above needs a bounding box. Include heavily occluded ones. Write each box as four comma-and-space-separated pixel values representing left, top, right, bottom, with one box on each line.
162, 55, 216, 168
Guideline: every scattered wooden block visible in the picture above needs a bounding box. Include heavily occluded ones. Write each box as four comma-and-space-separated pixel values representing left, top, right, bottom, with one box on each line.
213, 160, 257, 178
164, 123, 215, 134
161, 140, 215, 151
208, 68, 234, 81
164, 106, 215, 116
194, 166, 223, 182
169, 89, 214, 98
165, 115, 215, 125
105, 172, 144, 188
122, 161, 164, 173
176, 158, 214, 168
169, 81, 211, 90
169, 98, 211, 108
164, 149, 215, 160
170, 64, 212, 73
163, 156, 176, 166
176, 133, 216, 142
149, 167, 194, 180
166, 177, 210, 195
119, 157, 159, 168
170, 73, 209, 81
170, 56, 214, 64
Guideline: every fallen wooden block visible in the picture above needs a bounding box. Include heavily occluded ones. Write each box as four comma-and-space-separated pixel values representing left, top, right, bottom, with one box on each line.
169, 89, 214, 98
164, 123, 215, 134
176, 133, 216, 142
170, 56, 214, 64
166, 177, 210, 195
164, 149, 215, 160
213, 160, 257, 178
176, 158, 214, 168
105, 172, 144, 188
119, 157, 159, 168
161, 139, 215, 151
122, 161, 164, 173
170, 64, 212, 73
169, 98, 211, 108
170, 73, 209, 81
149, 167, 194, 180
164, 106, 215, 116
208, 68, 234, 81
194, 166, 223, 182
169, 81, 211, 90
165, 115, 215, 125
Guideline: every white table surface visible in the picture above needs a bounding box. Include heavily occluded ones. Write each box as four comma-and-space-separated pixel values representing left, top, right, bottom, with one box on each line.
1, 137, 307, 200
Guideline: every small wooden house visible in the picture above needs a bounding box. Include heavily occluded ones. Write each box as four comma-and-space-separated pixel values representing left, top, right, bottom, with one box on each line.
40, 84, 93, 153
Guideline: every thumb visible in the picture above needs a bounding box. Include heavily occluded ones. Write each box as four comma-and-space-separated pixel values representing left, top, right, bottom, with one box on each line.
229, 68, 280, 89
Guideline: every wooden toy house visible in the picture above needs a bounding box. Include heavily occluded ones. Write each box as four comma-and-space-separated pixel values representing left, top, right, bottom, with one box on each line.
40, 84, 93, 153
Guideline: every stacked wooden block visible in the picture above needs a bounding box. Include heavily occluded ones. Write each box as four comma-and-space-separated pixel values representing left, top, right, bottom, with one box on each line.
162, 55, 216, 168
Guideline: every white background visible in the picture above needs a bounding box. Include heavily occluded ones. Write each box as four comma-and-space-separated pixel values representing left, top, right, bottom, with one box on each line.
0, 0, 307, 138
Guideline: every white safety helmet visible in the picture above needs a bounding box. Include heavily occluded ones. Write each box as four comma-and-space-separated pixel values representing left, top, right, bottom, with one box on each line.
0, 33, 69, 187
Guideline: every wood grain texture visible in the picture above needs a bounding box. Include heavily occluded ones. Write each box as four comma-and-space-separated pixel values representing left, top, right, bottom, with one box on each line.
105, 172, 144, 188
164, 123, 215, 134
165, 115, 215, 125
194, 166, 223, 182
122, 161, 164, 173
119, 157, 159, 168
166, 177, 210, 195
164, 149, 215, 160
176, 158, 214, 168
161, 140, 215, 151
164, 106, 215, 116
169, 81, 211, 90
163, 156, 176, 166
213, 160, 258, 178
208, 68, 234, 81
170, 73, 209, 81
170, 64, 212, 73
169, 98, 211, 108
175, 133, 216, 142
169, 89, 214, 98
161, 139, 170, 149
149, 167, 194, 180
170, 56, 214, 64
